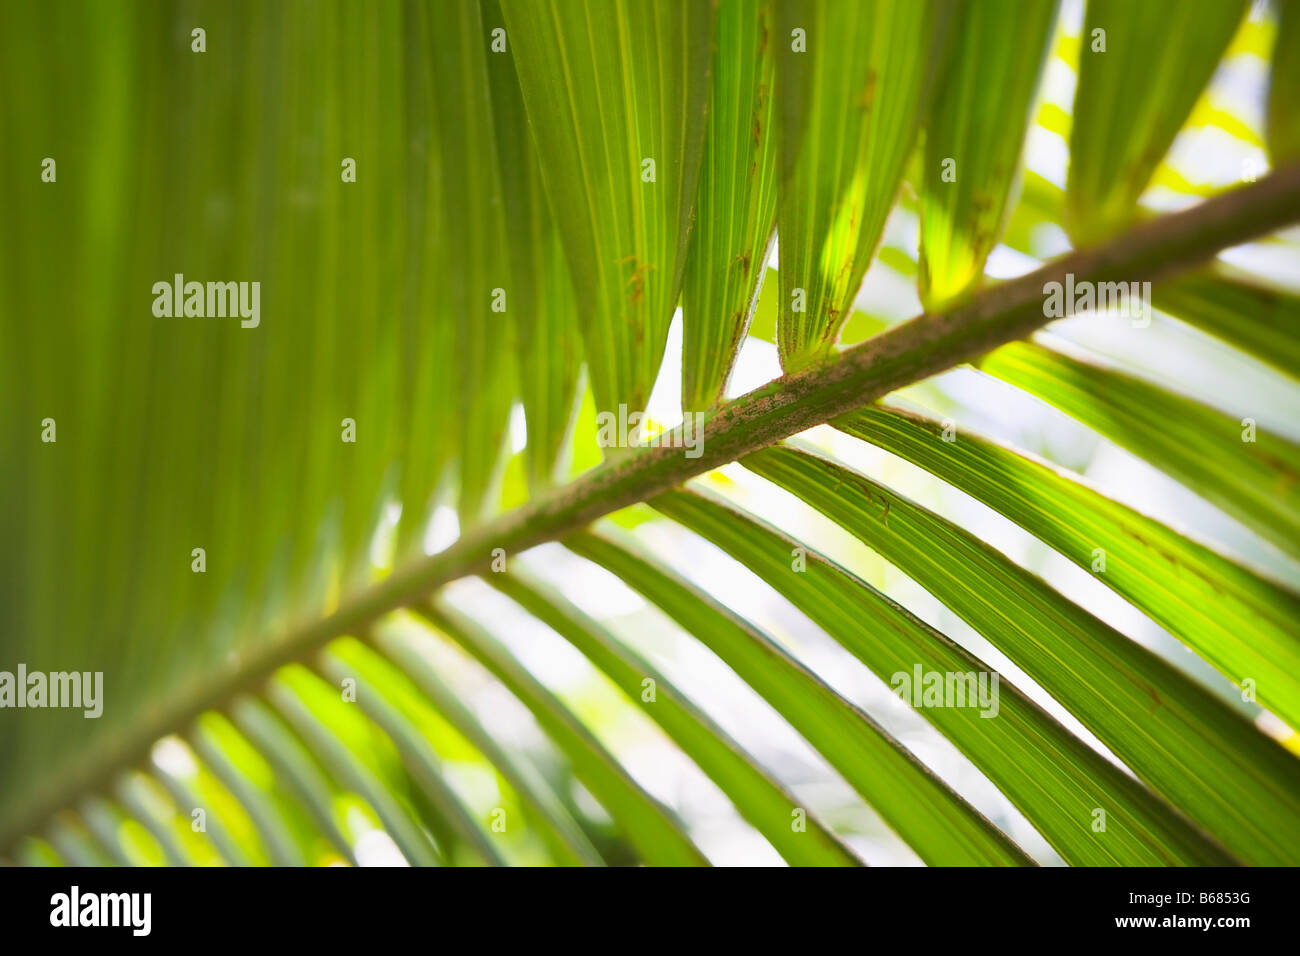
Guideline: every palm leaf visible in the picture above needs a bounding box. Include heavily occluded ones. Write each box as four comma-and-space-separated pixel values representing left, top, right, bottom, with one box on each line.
746, 441, 1300, 864
775, 0, 939, 369
919, 0, 1059, 308
490, 569, 861, 865
499, 0, 712, 418
483, 0, 583, 491
1269, 0, 1300, 162
680, 0, 779, 410
1066, 0, 1249, 243
416, 600, 708, 865
835, 403, 1300, 740
653, 487, 1231, 866
980, 340, 1300, 563
566, 529, 1028, 866
4, 0, 1300, 869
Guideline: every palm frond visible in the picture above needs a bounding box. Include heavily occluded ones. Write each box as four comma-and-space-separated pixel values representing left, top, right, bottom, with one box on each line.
3, 0, 1299, 868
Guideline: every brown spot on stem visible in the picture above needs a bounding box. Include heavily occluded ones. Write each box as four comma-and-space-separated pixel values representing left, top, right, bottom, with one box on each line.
858, 69, 877, 111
